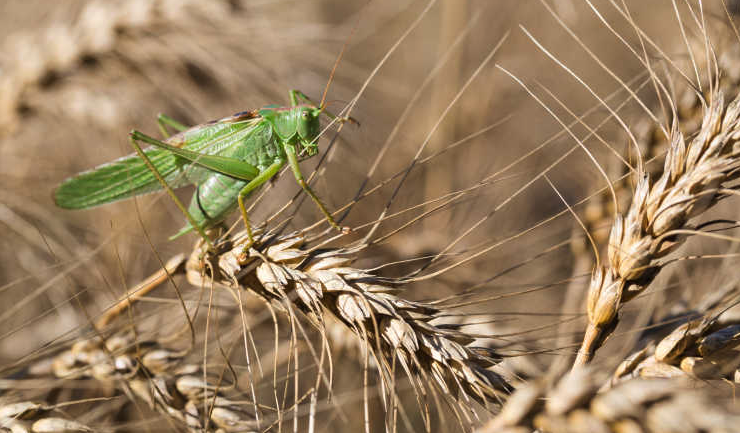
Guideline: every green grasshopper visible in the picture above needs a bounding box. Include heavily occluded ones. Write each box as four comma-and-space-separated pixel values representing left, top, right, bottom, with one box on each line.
54, 90, 350, 252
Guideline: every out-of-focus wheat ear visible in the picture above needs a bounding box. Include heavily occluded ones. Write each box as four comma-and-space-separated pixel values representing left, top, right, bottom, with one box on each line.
575, 87, 740, 366
186, 232, 511, 424
0, 0, 234, 134
608, 283, 740, 385
47, 332, 259, 432
0, 401, 97, 432
478, 367, 740, 433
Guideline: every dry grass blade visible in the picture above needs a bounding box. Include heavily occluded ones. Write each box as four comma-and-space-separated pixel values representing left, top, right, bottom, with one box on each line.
575, 85, 740, 365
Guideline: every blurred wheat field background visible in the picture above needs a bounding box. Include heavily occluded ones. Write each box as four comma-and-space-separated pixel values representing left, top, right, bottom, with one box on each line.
2, 0, 740, 432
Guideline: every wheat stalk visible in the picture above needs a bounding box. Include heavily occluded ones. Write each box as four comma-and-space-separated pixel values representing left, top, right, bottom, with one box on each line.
575, 86, 740, 365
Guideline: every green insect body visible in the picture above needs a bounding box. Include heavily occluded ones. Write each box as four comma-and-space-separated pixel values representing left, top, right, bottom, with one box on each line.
54, 90, 346, 247
175, 104, 322, 238
173, 118, 271, 238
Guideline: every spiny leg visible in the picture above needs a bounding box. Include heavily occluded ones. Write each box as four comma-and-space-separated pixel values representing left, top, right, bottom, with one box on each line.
157, 113, 189, 138
129, 131, 213, 249
236, 160, 285, 255
283, 141, 349, 234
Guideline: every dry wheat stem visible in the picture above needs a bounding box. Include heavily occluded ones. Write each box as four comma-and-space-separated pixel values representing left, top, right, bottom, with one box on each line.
575, 87, 740, 366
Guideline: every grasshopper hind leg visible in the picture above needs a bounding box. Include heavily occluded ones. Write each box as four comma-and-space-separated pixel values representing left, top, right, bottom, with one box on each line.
129, 131, 214, 250
233, 160, 287, 260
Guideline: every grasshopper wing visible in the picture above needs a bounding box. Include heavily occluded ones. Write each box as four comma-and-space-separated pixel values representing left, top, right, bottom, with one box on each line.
54, 145, 202, 209
54, 115, 263, 209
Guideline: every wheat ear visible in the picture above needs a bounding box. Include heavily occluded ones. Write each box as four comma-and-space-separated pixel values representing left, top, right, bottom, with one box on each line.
480, 367, 740, 433
575, 88, 740, 365
610, 283, 740, 384
187, 234, 511, 413
0, 0, 233, 134
50, 333, 257, 432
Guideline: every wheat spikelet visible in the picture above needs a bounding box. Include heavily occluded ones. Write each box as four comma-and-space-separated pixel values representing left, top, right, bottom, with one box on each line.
480, 367, 740, 433
186, 233, 511, 416
575, 85, 740, 365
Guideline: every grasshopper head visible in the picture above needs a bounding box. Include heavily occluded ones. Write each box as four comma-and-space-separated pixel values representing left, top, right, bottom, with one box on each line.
296, 106, 322, 156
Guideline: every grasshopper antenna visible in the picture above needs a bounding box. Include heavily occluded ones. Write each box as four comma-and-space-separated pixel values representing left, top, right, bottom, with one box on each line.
319, 3, 367, 109
324, 100, 361, 126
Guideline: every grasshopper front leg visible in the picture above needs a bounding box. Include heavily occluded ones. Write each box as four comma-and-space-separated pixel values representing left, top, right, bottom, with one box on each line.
283, 141, 349, 234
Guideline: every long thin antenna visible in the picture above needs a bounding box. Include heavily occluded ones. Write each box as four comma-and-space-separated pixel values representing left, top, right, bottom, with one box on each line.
319, 2, 367, 108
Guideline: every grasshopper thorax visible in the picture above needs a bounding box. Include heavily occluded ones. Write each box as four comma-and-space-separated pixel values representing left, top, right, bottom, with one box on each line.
295, 106, 322, 156
261, 105, 322, 156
